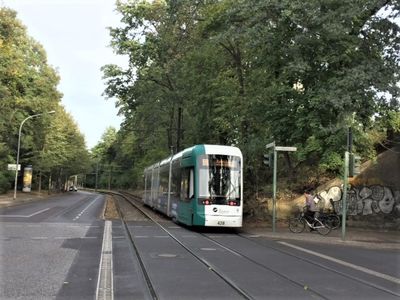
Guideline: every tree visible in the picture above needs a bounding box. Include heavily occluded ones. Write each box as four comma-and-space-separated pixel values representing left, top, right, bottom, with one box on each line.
103, 0, 400, 193
0, 7, 90, 193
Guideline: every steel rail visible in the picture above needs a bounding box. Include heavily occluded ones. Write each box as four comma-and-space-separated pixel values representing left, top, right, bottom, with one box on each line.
200, 233, 328, 300
236, 233, 400, 298
106, 191, 399, 299
115, 191, 254, 300
112, 194, 158, 300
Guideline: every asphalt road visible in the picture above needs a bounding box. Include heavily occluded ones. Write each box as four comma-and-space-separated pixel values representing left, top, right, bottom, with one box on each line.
0, 191, 398, 299
0, 191, 105, 299
121, 220, 399, 300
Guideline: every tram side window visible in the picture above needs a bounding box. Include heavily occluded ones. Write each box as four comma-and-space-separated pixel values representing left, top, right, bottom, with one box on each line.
159, 164, 169, 195
181, 168, 193, 201
144, 171, 152, 201
171, 161, 181, 198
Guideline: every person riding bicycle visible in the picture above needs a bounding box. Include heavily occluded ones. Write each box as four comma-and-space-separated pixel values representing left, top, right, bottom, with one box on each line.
304, 188, 318, 225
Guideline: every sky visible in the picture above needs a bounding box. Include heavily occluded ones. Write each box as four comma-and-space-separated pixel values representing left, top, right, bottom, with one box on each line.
3, 0, 127, 149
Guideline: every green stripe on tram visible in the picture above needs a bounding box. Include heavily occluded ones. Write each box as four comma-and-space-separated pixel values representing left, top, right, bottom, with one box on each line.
194, 145, 206, 226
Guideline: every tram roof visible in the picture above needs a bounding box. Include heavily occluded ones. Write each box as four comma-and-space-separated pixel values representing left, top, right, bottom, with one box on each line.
144, 144, 242, 171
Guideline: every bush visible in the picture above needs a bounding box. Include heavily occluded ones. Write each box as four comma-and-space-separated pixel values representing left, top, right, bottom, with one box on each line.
0, 172, 11, 194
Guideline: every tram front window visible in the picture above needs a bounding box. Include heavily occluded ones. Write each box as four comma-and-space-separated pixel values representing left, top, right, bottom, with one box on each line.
198, 155, 241, 205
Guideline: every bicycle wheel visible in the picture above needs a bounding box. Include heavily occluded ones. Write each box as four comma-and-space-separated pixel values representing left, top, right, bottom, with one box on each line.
315, 219, 331, 235
329, 214, 341, 230
288, 217, 305, 233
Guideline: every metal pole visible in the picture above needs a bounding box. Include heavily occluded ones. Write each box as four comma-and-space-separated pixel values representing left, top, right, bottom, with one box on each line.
272, 147, 277, 233
265, 142, 296, 233
347, 127, 353, 153
341, 151, 349, 241
13, 111, 55, 200
108, 165, 111, 190
13, 119, 25, 200
95, 161, 99, 192
167, 149, 173, 217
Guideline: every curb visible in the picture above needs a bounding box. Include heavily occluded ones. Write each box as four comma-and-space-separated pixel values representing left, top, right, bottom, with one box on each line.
240, 229, 400, 250
0, 193, 56, 209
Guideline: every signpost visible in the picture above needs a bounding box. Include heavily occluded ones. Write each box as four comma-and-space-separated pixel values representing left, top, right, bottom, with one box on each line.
342, 151, 349, 241
265, 142, 297, 233
8, 164, 21, 171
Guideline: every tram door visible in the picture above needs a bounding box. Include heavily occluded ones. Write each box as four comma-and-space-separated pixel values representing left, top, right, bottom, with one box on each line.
178, 168, 194, 225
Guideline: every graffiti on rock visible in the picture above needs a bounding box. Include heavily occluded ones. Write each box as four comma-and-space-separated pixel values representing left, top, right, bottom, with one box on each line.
318, 185, 400, 216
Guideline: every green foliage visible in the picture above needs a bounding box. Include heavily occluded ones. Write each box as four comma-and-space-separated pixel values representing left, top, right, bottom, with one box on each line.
0, 7, 90, 193
386, 111, 400, 133
0, 172, 10, 194
0, 142, 13, 193
102, 0, 400, 192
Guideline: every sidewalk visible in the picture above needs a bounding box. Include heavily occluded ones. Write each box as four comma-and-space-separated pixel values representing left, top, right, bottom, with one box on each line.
0, 190, 54, 208
0, 191, 398, 250
242, 222, 400, 250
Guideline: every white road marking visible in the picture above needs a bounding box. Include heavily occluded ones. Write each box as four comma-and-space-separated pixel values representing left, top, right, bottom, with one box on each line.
96, 220, 113, 300
278, 241, 400, 285
0, 207, 50, 218
73, 197, 99, 221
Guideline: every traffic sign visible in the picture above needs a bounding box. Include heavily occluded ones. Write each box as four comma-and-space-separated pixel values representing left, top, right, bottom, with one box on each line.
8, 164, 21, 171
266, 142, 275, 149
275, 146, 297, 152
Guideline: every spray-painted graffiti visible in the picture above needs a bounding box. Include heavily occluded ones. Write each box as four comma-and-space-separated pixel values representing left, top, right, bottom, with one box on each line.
317, 185, 400, 216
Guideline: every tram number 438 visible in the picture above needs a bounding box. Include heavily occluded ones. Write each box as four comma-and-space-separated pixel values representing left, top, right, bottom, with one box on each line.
217, 221, 225, 225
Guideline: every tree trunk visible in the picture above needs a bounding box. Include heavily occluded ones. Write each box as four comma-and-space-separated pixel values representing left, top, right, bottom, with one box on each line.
48, 174, 51, 195
284, 152, 295, 180
38, 170, 42, 194
108, 165, 112, 190
176, 107, 183, 152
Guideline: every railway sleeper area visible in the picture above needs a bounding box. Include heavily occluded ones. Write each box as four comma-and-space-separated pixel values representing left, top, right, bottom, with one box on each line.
101, 191, 399, 300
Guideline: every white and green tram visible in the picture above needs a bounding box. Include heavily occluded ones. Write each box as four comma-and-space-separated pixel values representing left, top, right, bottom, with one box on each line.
143, 145, 243, 227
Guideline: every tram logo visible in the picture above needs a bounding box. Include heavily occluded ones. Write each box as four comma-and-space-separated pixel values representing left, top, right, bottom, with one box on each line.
213, 207, 218, 213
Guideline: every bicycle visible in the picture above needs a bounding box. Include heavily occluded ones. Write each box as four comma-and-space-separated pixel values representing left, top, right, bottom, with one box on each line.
288, 209, 331, 235
318, 212, 341, 230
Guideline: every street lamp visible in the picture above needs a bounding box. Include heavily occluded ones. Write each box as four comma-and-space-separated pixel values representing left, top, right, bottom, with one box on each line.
13, 111, 56, 200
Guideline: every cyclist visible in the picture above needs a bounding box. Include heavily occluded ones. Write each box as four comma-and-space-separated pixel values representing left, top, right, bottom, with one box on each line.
304, 188, 318, 227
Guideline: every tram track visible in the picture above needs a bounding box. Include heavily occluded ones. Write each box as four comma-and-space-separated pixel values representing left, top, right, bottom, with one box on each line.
234, 233, 400, 298
112, 193, 158, 300
113, 191, 254, 300
202, 232, 400, 298
109, 191, 324, 299
105, 191, 399, 299
198, 232, 329, 300
117, 192, 323, 298
195, 228, 400, 298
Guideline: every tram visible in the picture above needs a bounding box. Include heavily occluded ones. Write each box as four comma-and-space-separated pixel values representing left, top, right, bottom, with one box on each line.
143, 145, 243, 227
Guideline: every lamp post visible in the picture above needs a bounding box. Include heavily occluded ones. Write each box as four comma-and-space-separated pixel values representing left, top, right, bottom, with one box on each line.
13, 111, 55, 200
